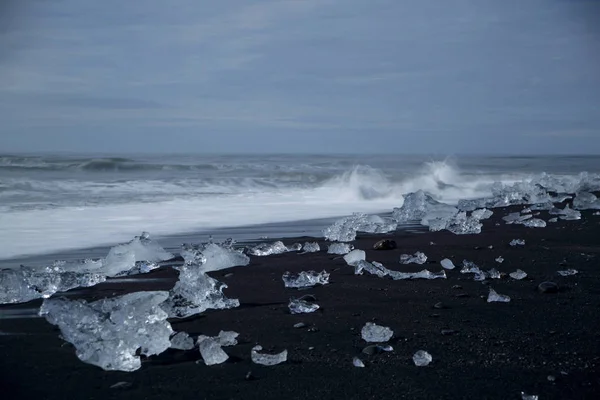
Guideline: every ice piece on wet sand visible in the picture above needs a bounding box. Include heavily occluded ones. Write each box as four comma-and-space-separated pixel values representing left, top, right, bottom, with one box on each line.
288, 297, 320, 314
440, 258, 455, 270
429, 211, 484, 235
503, 212, 532, 224
471, 208, 493, 220
39, 291, 173, 372
594, 212, 600, 216
510, 239, 525, 246
487, 288, 511, 303
103, 232, 174, 276
399, 252, 427, 264
461, 260, 481, 274
251, 345, 287, 366
387, 269, 446, 280
282, 270, 329, 288
215, 330, 239, 346
354, 260, 389, 277
413, 350, 433, 366
548, 217, 558, 223
522, 218, 546, 228
193, 243, 250, 272
197, 336, 229, 365
521, 392, 539, 400
509, 269, 528, 280
495, 256, 504, 263
327, 242, 354, 255
0, 267, 106, 305
392, 190, 457, 223
344, 249, 366, 266
247, 241, 299, 256
361, 322, 393, 342
161, 259, 239, 318
573, 191, 600, 210
353, 357, 365, 367
550, 205, 581, 221
323, 213, 397, 242
301, 242, 320, 253
170, 332, 195, 350
557, 269, 578, 276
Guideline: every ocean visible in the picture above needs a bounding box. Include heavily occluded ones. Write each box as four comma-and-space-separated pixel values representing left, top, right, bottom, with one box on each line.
1, 153, 599, 266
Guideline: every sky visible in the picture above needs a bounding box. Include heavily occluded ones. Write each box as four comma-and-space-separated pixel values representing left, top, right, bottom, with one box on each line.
0, 0, 599, 154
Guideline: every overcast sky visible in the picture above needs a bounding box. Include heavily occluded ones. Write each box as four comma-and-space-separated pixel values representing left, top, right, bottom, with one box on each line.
0, 0, 599, 154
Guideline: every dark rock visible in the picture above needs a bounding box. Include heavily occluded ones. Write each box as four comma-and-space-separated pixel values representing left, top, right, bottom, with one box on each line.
455, 293, 470, 298
538, 281, 559, 293
373, 239, 397, 250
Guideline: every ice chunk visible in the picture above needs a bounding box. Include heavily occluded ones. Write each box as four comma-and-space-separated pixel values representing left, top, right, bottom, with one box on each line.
440, 258, 455, 270
594, 211, 600, 216
247, 241, 298, 256
353, 357, 365, 368
461, 260, 481, 274
39, 291, 173, 372
301, 242, 320, 253
573, 192, 600, 210
215, 330, 239, 346
354, 260, 389, 277
509, 269, 528, 280
487, 288, 511, 303
161, 261, 239, 318
471, 208, 493, 220
251, 345, 287, 366
548, 217, 558, 223
323, 213, 396, 242
487, 268, 502, 279
103, 232, 173, 276
343, 249, 366, 266
361, 322, 393, 342
197, 336, 229, 365
413, 350, 433, 366
557, 269, 578, 276
503, 212, 532, 224
522, 218, 546, 228
510, 239, 525, 246
399, 252, 427, 264
550, 205, 581, 220
195, 243, 250, 272
387, 269, 446, 280
282, 270, 329, 288
430, 211, 484, 235
0, 267, 106, 305
288, 297, 320, 314
495, 256, 504, 263
393, 191, 457, 223
170, 332, 195, 350
521, 392, 539, 400
327, 242, 354, 255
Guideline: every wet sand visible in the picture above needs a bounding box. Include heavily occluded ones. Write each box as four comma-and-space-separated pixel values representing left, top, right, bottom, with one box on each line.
1, 206, 600, 399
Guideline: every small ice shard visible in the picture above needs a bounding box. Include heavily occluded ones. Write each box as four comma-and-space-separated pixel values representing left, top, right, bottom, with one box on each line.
594, 211, 600, 216
361, 322, 393, 343
39, 291, 173, 372
548, 217, 558, 223
510, 239, 525, 246
399, 252, 427, 264
197, 336, 229, 365
215, 330, 239, 346
251, 345, 287, 366
327, 242, 354, 255
440, 258, 455, 270
288, 298, 319, 314
495, 256, 504, 263
323, 213, 397, 242
343, 250, 366, 266
521, 392, 539, 400
487, 268, 502, 279
301, 242, 320, 253
413, 350, 433, 366
387, 269, 446, 280
555, 205, 581, 221
487, 288, 511, 303
282, 270, 329, 288
523, 218, 546, 228
247, 241, 296, 256
557, 269, 578, 276
354, 260, 389, 277
471, 208, 493, 220
509, 269, 528, 280
461, 260, 481, 274
170, 332, 195, 350
353, 357, 365, 367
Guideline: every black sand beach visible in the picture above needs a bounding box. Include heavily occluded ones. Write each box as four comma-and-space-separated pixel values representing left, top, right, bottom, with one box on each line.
1, 206, 600, 400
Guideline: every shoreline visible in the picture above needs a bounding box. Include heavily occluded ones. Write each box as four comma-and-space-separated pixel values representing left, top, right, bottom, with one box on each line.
1, 206, 600, 399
